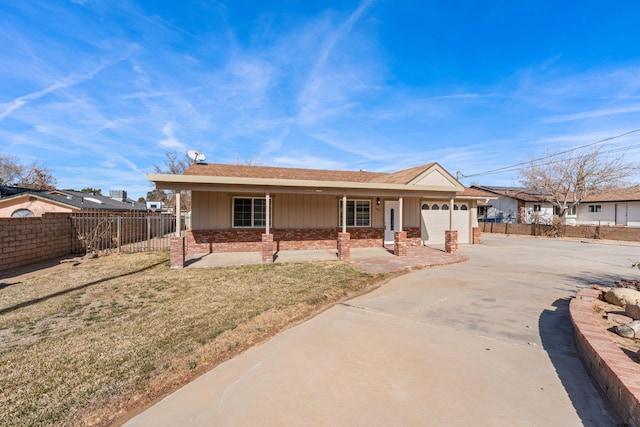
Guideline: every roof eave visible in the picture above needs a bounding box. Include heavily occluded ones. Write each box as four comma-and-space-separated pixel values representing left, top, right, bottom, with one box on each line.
148, 173, 465, 193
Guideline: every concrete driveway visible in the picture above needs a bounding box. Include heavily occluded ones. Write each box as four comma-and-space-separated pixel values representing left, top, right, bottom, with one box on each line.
125, 235, 640, 426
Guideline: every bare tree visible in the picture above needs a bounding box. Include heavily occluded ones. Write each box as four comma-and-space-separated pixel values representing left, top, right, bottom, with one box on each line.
519, 147, 637, 221
151, 151, 195, 212
0, 153, 25, 185
18, 165, 57, 190
0, 153, 57, 189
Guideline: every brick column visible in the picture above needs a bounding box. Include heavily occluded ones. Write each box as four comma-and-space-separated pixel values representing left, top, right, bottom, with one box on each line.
445, 230, 458, 253
170, 236, 186, 269
472, 226, 481, 245
261, 233, 275, 263
518, 203, 526, 224
337, 232, 350, 260
394, 231, 407, 256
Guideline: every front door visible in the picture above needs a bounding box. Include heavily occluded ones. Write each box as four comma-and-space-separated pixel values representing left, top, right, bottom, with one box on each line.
384, 201, 399, 245
616, 203, 628, 226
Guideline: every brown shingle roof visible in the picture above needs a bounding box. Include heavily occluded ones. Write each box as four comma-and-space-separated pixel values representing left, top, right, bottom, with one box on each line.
369, 163, 437, 184
183, 163, 430, 184
582, 187, 640, 202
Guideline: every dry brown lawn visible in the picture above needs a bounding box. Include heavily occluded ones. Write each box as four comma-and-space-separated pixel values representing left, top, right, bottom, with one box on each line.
0, 252, 383, 426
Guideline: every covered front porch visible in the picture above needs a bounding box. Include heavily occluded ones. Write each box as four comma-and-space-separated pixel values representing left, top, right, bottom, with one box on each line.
149, 162, 487, 269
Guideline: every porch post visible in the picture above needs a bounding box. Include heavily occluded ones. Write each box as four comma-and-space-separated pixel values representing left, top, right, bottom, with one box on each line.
261, 192, 275, 263
170, 190, 185, 268
449, 196, 454, 231
338, 194, 350, 259
394, 196, 407, 256
175, 191, 181, 237
342, 195, 347, 234
265, 193, 270, 235
445, 195, 458, 253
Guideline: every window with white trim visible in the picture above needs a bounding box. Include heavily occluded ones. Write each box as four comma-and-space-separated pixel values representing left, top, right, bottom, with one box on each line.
588, 204, 602, 213
533, 204, 541, 212
339, 199, 371, 227
233, 197, 272, 228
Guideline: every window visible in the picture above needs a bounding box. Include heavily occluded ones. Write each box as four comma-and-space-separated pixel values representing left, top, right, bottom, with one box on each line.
421, 203, 429, 210
588, 204, 602, 213
432, 204, 440, 210
460, 204, 468, 211
233, 197, 272, 228
11, 208, 34, 218
555, 205, 577, 216
454, 204, 459, 210
533, 204, 541, 212
442, 204, 450, 211
339, 199, 371, 227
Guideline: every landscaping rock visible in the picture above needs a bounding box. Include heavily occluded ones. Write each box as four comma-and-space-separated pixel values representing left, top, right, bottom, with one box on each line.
616, 320, 640, 339
608, 312, 633, 325
625, 304, 640, 321
604, 288, 640, 307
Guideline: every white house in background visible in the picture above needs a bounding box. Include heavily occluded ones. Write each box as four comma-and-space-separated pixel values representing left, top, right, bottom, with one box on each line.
574, 187, 640, 227
471, 185, 640, 226
470, 186, 555, 224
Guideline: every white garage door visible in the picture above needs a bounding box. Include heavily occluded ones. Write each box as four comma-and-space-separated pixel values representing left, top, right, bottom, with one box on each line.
420, 202, 471, 245
420, 203, 449, 245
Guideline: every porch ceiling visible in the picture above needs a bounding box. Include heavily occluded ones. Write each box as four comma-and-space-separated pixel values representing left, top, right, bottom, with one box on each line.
148, 174, 462, 198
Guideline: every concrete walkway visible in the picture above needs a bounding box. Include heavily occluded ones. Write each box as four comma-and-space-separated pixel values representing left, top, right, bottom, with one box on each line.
125, 235, 640, 426
186, 245, 467, 274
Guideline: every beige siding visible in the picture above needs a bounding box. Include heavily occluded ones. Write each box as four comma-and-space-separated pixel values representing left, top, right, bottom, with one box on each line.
191, 191, 230, 229
191, 192, 390, 230
273, 194, 338, 228
403, 197, 421, 228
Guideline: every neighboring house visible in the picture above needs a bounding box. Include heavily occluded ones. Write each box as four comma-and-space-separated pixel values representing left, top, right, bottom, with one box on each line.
0, 189, 146, 218
574, 187, 640, 227
149, 162, 495, 266
471, 184, 640, 227
471, 185, 555, 224
0, 185, 47, 199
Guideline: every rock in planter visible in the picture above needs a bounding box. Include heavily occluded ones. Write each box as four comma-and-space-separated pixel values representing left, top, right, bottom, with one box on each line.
604, 288, 640, 307
616, 320, 640, 339
626, 304, 640, 321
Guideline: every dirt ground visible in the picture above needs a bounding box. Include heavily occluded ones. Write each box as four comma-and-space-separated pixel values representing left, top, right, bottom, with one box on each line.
593, 298, 640, 362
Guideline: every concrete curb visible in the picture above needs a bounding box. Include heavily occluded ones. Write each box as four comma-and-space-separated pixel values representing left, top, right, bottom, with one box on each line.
569, 288, 640, 427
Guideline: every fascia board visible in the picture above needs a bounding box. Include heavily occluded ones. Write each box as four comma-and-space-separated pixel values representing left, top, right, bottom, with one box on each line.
148, 174, 464, 194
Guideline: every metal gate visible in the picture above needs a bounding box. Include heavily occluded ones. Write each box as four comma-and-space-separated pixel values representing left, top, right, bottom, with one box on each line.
70, 210, 182, 254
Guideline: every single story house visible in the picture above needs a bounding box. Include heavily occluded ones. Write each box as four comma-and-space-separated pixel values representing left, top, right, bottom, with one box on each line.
0, 189, 146, 218
471, 185, 555, 224
574, 187, 640, 227
471, 185, 640, 226
149, 162, 494, 268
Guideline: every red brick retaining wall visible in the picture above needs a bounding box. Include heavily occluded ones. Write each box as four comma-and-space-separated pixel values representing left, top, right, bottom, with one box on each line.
187, 228, 391, 254
570, 288, 640, 427
0, 213, 72, 271
482, 222, 640, 242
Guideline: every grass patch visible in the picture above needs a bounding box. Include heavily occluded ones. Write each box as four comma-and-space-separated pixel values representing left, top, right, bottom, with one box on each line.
0, 252, 381, 426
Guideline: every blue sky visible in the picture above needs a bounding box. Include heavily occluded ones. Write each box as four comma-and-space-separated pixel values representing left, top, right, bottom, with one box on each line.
2, 0, 640, 199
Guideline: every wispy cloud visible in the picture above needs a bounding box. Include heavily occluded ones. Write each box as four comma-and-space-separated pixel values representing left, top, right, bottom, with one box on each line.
542, 104, 640, 124
0, 62, 109, 121
158, 120, 186, 151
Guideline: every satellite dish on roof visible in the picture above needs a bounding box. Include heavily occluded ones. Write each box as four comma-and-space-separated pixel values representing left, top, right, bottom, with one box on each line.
187, 150, 206, 163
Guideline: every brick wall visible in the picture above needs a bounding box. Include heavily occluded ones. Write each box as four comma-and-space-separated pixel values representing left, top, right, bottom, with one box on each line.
0, 213, 73, 271
187, 228, 389, 254
481, 222, 640, 242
